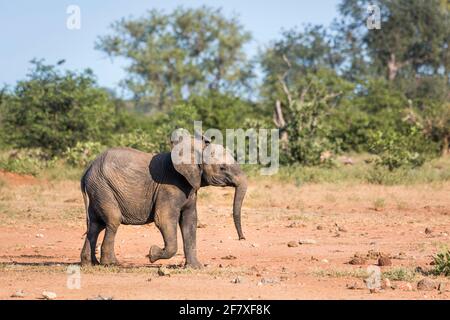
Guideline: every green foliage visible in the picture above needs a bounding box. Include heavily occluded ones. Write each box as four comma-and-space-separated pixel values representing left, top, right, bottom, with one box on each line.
188, 91, 263, 131
1, 60, 120, 157
432, 250, 450, 276
64, 141, 107, 167
368, 127, 428, 170
96, 6, 253, 112
0, 149, 52, 176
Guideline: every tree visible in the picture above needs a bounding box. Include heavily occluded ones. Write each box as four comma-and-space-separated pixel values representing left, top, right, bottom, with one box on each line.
1, 60, 119, 156
96, 6, 253, 112
339, 0, 450, 82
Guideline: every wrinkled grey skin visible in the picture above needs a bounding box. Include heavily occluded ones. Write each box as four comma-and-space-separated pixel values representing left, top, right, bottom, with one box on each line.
80, 140, 247, 269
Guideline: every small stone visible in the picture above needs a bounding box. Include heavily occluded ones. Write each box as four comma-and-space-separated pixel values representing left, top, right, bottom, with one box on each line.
11, 290, 25, 298
221, 255, 237, 260
316, 225, 324, 230
425, 227, 433, 235
157, 267, 170, 277
417, 278, 436, 291
338, 226, 348, 232
298, 239, 317, 245
42, 291, 57, 300
231, 276, 244, 284
404, 283, 413, 291
197, 223, 207, 228
381, 278, 392, 290
438, 282, 446, 292
369, 288, 380, 294
35, 234, 44, 238
321, 259, 329, 263
378, 256, 392, 266
287, 241, 299, 247
251, 243, 259, 248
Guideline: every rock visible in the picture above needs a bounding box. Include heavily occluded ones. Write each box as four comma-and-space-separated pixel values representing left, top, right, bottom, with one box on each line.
11, 290, 25, 298
197, 223, 207, 228
404, 283, 413, 291
286, 222, 305, 228
438, 282, 446, 292
251, 243, 259, 248
231, 276, 244, 284
35, 233, 44, 238
381, 278, 392, 290
338, 226, 348, 232
321, 259, 329, 264
157, 267, 171, 277
221, 255, 237, 260
298, 239, 317, 245
287, 241, 299, 248
367, 250, 381, 259
42, 291, 57, 300
316, 225, 324, 230
349, 255, 367, 265
378, 256, 392, 266
425, 227, 433, 235
417, 278, 436, 291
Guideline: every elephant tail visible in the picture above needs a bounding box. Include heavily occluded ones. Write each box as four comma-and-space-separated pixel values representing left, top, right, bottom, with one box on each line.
80, 170, 90, 235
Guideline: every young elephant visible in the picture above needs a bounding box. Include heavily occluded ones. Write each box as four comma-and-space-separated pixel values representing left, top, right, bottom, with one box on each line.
80, 137, 247, 268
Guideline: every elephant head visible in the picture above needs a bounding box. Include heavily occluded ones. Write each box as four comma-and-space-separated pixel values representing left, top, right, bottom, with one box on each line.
171, 134, 247, 240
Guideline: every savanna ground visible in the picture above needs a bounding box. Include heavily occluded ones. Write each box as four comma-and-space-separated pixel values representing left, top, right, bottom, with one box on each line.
0, 158, 450, 300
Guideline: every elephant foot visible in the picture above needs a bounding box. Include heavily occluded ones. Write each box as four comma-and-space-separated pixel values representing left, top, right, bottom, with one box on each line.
80, 258, 100, 267
100, 256, 119, 266
149, 245, 162, 263
184, 260, 203, 269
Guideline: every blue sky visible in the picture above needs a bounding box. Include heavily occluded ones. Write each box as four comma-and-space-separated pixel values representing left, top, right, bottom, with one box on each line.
0, 0, 340, 92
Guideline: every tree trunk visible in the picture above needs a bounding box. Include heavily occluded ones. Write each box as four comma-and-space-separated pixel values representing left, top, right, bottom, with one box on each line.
387, 53, 399, 81
274, 99, 289, 150
442, 135, 449, 157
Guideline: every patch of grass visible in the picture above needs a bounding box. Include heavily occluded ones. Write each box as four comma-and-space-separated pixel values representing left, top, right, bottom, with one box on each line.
382, 267, 417, 281
247, 155, 450, 186
312, 268, 369, 279
373, 198, 386, 210
431, 250, 450, 276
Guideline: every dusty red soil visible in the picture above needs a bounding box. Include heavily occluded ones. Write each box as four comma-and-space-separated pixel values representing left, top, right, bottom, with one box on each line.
0, 174, 449, 299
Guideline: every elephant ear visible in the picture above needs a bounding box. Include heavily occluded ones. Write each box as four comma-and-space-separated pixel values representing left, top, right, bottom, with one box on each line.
170, 130, 204, 190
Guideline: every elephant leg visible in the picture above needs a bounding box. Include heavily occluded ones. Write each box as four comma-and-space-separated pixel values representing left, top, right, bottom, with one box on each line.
149, 209, 179, 263
100, 206, 122, 266
180, 205, 202, 269
80, 219, 104, 266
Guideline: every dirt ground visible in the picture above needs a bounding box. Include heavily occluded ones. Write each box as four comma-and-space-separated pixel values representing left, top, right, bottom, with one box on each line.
0, 171, 450, 300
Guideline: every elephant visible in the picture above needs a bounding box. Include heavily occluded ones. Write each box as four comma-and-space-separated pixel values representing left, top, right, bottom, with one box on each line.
80, 135, 247, 269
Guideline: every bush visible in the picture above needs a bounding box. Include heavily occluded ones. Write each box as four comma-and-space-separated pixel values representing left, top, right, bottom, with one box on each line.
368, 127, 429, 170
432, 250, 450, 277
112, 130, 159, 153
1, 60, 120, 157
0, 149, 51, 176
64, 141, 106, 167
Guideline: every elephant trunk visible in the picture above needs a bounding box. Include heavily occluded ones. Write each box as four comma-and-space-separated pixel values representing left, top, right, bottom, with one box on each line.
232, 175, 247, 240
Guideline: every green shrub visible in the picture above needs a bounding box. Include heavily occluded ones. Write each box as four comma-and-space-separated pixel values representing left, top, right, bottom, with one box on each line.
0, 149, 51, 176
112, 130, 159, 153
368, 127, 429, 170
64, 141, 106, 167
1, 60, 120, 157
432, 250, 450, 277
